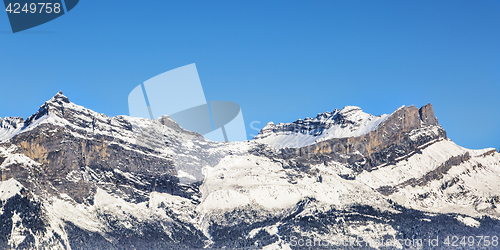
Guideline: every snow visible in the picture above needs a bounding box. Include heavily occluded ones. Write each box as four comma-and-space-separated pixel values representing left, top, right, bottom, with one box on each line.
0, 178, 23, 201
65, 170, 83, 182
455, 215, 480, 227
359, 140, 500, 218
49, 197, 103, 234
8, 212, 26, 248
254, 106, 389, 149
0, 121, 23, 142
409, 125, 442, 141
0, 145, 40, 170
47, 188, 200, 239
262, 242, 292, 250
0, 113, 53, 143
357, 139, 469, 189
177, 170, 197, 180
198, 154, 396, 215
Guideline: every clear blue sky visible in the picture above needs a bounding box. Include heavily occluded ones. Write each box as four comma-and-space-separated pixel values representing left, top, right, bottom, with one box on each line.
0, 0, 498, 149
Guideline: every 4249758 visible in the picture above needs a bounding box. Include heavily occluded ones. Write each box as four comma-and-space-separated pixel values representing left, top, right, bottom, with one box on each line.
443, 235, 498, 247
6, 2, 62, 14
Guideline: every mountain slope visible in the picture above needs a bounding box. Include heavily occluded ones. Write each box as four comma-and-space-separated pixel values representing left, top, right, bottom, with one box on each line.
1, 92, 499, 249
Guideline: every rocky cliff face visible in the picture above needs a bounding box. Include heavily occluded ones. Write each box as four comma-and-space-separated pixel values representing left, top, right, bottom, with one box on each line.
1, 93, 499, 249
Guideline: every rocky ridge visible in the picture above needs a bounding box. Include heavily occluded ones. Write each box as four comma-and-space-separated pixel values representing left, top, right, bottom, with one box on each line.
254, 106, 390, 148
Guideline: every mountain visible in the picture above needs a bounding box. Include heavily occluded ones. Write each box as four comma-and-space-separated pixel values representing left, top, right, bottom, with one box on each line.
1, 92, 499, 249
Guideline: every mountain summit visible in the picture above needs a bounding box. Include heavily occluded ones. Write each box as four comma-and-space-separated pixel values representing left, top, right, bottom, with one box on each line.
0, 92, 499, 249
254, 106, 390, 148
254, 104, 442, 149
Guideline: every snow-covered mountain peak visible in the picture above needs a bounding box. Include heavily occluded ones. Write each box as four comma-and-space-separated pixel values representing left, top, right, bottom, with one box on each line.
0, 91, 211, 150
253, 105, 390, 148
338, 105, 362, 113
47, 90, 70, 104
1, 91, 87, 142
292, 106, 366, 125
21, 91, 87, 128
261, 121, 275, 129
335, 105, 374, 123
